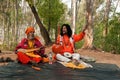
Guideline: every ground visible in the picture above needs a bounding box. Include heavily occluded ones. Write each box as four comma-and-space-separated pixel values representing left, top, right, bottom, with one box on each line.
0, 46, 120, 68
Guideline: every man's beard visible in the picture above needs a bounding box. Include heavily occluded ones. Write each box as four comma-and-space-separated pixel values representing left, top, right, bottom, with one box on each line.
28, 34, 34, 40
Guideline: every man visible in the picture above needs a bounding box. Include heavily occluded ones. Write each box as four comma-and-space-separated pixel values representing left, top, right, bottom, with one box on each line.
52, 24, 91, 67
15, 26, 48, 65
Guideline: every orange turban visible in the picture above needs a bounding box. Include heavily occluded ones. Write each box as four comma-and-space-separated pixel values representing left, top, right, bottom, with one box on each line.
25, 26, 35, 35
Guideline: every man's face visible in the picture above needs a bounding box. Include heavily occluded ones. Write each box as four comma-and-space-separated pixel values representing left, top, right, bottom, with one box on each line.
27, 31, 35, 40
62, 26, 67, 34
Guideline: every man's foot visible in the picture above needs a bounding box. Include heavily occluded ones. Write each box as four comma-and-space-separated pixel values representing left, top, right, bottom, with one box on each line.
28, 60, 38, 66
79, 60, 93, 68
72, 59, 79, 66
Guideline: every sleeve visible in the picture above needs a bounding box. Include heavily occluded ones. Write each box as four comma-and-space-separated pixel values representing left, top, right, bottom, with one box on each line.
56, 35, 61, 44
15, 38, 26, 54
35, 39, 45, 56
39, 41, 45, 55
73, 32, 85, 42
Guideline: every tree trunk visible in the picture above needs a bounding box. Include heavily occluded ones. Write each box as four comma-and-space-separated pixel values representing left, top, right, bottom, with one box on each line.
48, 18, 51, 33
103, 0, 111, 37
71, 0, 77, 35
27, 2, 52, 45
15, 0, 19, 42
48, 0, 51, 34
7, 0, 10, 49
82, 0, 94, 49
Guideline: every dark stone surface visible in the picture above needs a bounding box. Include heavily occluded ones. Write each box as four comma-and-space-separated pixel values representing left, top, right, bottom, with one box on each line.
0, 62, 120, 80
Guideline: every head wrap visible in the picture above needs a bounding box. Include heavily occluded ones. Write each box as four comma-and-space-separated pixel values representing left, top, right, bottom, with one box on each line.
25, 26, 35, 35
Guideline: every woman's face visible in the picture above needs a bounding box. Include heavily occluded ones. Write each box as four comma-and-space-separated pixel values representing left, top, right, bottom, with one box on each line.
62, 26, 67, 34
27, 31, 35, 40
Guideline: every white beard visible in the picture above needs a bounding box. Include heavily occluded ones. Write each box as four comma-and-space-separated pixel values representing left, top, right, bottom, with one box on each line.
28, 35, 34, 40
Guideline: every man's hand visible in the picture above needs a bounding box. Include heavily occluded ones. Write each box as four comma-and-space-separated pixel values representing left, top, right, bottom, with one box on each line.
39, 46, 45, 50
17, 49, 27, 53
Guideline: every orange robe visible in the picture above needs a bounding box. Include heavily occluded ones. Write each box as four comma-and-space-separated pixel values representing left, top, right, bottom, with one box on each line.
52, 32, 85, 54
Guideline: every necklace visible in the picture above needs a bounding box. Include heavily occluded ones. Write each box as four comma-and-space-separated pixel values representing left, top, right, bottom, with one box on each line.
63, 35, 70, 46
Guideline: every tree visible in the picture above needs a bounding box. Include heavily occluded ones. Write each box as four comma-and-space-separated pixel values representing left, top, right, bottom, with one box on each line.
71, 0, 77, 35
36, 0, 65, 40
82, 0, 94, 49
15, 0, 19, 43
103, 0, 111, 37
0, 0, 14, 49
104, 14, 120, 54
26, 0, 52, 45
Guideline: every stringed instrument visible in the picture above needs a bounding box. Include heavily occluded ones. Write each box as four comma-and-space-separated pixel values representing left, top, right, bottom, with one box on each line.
17, 46, 45, 58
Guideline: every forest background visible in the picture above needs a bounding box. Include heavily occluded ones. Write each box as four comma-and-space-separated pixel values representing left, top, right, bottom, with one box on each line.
0, 0, 120, 54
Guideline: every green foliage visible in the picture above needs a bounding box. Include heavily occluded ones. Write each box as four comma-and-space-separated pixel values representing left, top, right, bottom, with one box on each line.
94, 23, 105, 49
94, 13, 120, 54
75, 40, 84, 49
103, 14, 120, 54
92, 0, 120, 54
0, 42, 17, 51
36, 0, 65, 29
9, 42, 18, 51
0, 43, 9, 51
75, 21, 85, 49
35, 0, 66, 41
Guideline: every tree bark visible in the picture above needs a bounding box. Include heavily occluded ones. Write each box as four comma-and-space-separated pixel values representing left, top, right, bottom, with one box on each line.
27, 2, 52, 45
103, 0, 111, 37
71, 0, 77, 35
15, 0, 19, 42
48, 0, 51, 34
82, 0, 94, 49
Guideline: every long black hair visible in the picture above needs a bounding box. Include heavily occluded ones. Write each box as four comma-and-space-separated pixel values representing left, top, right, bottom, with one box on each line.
60, 24, 72, 38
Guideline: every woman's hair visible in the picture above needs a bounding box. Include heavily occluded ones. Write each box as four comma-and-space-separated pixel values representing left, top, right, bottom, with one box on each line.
60, 24, 72, 37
